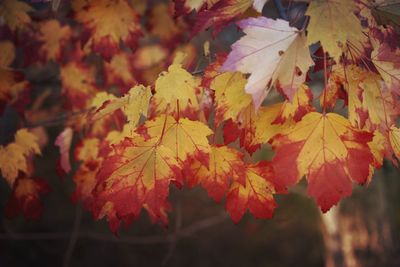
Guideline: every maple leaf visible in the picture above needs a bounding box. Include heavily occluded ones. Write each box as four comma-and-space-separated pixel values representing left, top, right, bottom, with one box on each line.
55, 128, 73, 174
306, 0, 364, 61
193, 0, 254, 35
142, 115, 213, 168
320, 64, 347, 111
5, 177, 50, 220
0, 41, 28, 106
15, 129, 41, 156
371, 39, 400, 94
389, 126, 400, 160
93, 136, 181, 231
148, 3, 187, 44
0, 0, 33, 31
0, 69, 28, 106
73, 0, 142, 60
271, 112, 374, 212
342, 64, 399, 130
91, 85, 152, 127
188, 145, 245, 202
222, 100, 293, 152
368, 130, 385, 170
152, 57, 201, 117
60, 61, 99, 110
132, 45, 168, 71
274, 84, 314, 124
174, 0, 218, 15
361, 72, 400, 130
251, 103, 292, 145
341, 65, 366, 128
210, 71, 252, 123
201, 53, 227, 88
104, 52, 137, 93
221, 17, 312, 108
226, 161, 277, 223
0, 129, 41, 186
72, 138, 101, 206
0, 41, 15, 67
36, 20, 72, 62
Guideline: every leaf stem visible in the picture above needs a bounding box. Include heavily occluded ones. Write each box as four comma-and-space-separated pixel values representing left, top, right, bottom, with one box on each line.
322, 51, 328, 114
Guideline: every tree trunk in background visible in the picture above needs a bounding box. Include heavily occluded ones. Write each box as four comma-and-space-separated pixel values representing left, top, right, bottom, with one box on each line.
320, 170, 394, 267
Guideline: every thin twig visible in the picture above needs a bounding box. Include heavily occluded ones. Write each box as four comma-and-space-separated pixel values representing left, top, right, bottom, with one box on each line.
63, 205, 83, 267
162, 197, 182, 265
0, 212, 229, 245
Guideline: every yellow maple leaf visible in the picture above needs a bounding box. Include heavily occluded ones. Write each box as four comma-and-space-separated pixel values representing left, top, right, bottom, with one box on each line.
144, 115, 213, 164
361, 72, 398, 129
15, 129, 41, 156
37, 20, 72, 61
210, 72, 252, 123
149, 3, 186, 44
252, 103, 289, 145
0, 41, 15, 67
73, 0, 142, 59
274, 33, 314, 100
0, 144, 27, 185
60, 62, 98, 110
389, 126, 400, 160
0, 69, 28, 103
306, 0, 364, 61
371, 38, 400, 89
0, 129, 41, 186
0, 0, 33, 31
103, 52, 137, 89
132, 45, 168, 70
153, 60, 201, 115
73, 138, 101, 202
91, 85, 152, 126
342, 65, 365, 127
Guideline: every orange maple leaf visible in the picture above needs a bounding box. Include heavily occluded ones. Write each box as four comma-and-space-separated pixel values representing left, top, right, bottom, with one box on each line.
188, 145, 245, 202
226, 161, 277, 223
93, 136, 181, 231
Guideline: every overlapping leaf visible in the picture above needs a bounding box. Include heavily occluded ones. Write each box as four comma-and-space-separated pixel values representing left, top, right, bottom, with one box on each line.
188, 145, 245, 201
0, 0, 33, 31
0, 129, 41, 186
73, 0, 142, 60
141, 115, 213, 168
36, 20, 72, 62
306, 0, 364, 61
221, 17, 312, 107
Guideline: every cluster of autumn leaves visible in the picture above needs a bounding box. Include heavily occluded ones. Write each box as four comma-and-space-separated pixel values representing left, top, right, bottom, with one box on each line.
0, 0, 400, 232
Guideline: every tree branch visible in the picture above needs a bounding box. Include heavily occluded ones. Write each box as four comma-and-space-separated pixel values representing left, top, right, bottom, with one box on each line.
0, 212, 229, 245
